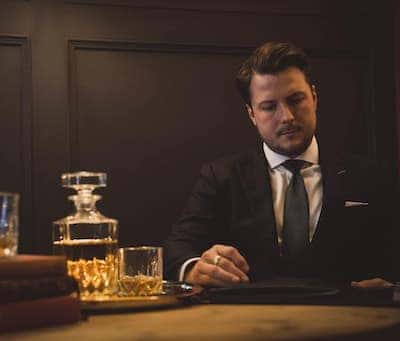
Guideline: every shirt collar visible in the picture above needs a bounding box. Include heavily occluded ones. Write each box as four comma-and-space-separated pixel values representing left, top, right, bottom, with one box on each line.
263, 136, 319, 169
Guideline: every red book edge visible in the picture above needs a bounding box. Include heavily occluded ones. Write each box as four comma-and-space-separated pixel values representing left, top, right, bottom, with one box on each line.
0, 295, 82, 333
0, 255, 67, 279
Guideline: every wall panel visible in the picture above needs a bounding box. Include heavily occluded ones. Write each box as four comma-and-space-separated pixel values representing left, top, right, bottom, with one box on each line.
0, 35, 33, 252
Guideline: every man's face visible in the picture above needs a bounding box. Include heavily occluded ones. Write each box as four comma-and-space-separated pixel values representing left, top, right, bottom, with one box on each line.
246, 67, 317, 157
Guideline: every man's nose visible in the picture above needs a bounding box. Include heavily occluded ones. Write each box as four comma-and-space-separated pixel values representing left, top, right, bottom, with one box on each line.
278, 103, 295, 122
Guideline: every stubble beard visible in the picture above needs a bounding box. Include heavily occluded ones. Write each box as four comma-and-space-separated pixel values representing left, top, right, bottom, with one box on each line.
267, 133, 313, 157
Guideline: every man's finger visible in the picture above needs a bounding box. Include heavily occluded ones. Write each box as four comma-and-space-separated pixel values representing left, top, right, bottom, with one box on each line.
201, 252, 249, 282
217, 256, 249, 282
198, 260, 241, 283
351, 278, 394, 289
196, 273, 227, 287
214, 245, 250, 273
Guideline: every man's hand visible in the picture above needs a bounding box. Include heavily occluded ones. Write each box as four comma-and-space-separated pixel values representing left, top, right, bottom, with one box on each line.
351, 278, 394, 289
184, 244, 250, 287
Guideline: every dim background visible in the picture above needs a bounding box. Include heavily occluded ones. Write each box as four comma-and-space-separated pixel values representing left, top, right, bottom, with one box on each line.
0, 0, 399, 254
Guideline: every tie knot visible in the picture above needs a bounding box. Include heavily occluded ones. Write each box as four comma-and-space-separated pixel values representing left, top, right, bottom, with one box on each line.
282, 159, 305, 174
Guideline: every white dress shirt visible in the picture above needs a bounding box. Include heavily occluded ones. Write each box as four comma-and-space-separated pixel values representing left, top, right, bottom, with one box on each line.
178, 136, 323, 281
264, 136, 323, 246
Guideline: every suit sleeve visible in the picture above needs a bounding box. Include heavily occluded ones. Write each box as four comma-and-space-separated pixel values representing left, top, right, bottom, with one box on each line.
163, 162, 228, 280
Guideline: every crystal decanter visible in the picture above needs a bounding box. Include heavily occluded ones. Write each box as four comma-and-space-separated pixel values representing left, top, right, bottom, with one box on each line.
53, 172, 118, 300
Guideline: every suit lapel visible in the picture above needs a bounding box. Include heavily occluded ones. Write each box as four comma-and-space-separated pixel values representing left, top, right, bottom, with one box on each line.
312, 145, 346, 244
235, 145, 280, 251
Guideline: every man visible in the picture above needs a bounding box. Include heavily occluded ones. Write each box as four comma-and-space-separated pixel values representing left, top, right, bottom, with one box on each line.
164, 42, 398, 288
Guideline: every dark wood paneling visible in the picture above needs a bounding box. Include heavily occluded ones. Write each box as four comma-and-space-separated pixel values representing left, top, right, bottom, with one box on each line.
61, 1, 376, 50
0, 0, 397, 253
64, 0, 376, 15
311, 52, 374, 158
29, 0, 73, 253
397, 2, 400, 177
0, 35, 33, 252
0, 1, 31, 36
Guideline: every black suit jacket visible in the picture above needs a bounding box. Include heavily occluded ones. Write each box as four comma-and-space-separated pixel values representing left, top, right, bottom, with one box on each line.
164, 144, 398, 283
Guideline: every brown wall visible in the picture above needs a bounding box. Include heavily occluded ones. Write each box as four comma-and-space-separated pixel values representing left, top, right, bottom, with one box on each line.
396, 2, 400, 176
0, 0, 397, 254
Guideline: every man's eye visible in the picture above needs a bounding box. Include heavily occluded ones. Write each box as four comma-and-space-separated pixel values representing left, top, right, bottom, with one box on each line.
288, 96, 304, 106
261, 104, 276, 112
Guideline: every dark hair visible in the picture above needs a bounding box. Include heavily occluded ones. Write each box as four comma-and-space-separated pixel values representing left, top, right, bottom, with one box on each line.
236, 42, 312, 106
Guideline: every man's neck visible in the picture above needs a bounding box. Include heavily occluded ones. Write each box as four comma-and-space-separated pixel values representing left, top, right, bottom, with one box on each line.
263, 136, 319, 169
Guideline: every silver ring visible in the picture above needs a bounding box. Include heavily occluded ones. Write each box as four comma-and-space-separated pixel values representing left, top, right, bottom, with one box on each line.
213, 255, 221, 266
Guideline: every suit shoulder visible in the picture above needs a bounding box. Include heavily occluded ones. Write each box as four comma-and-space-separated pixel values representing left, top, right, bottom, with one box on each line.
341, 154, 397, 195
200, 149, 259, 182
209, 150, 254, 167
205, 149, 256, 170
343, 155, 394, 182
344, 154, 378, 172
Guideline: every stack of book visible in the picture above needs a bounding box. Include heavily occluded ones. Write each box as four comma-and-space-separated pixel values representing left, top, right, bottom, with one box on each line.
0, 255, 81, 333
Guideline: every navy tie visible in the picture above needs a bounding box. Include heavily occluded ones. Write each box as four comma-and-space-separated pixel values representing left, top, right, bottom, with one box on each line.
282, 159, 310, 260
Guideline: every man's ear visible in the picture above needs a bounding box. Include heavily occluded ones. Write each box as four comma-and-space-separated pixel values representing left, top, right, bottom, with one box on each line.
246, 104, 257, 126
311, 84, 318, 109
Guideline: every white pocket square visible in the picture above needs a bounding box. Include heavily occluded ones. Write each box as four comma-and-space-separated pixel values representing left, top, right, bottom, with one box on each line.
344, 201, 369, 207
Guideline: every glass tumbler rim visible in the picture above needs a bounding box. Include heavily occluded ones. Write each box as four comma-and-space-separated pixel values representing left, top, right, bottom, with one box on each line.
119, 246, 162, 251
0, 192, 19, 197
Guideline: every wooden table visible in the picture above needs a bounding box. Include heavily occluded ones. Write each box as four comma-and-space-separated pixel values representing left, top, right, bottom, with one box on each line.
5, 304, 400, 340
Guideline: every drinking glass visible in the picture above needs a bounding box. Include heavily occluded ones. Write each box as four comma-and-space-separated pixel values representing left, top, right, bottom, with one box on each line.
118, 246, 163, 296
0, 192, 19, 257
